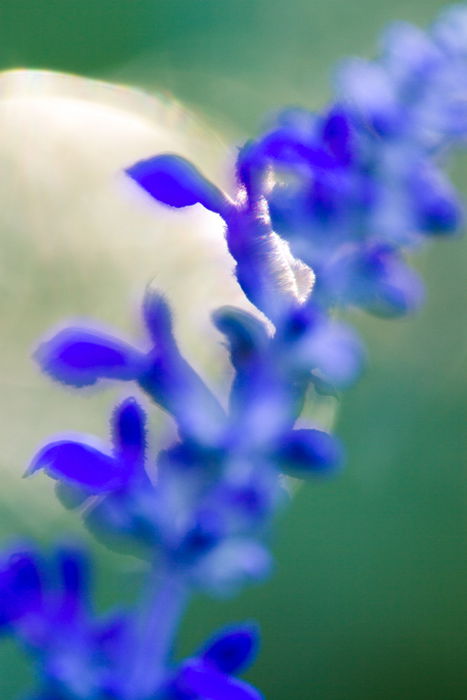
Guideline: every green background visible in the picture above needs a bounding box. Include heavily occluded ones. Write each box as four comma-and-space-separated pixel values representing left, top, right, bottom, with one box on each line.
1, 1, 466, 698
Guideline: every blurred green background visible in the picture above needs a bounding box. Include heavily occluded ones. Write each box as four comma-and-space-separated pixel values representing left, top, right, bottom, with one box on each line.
0, 1, 466, 698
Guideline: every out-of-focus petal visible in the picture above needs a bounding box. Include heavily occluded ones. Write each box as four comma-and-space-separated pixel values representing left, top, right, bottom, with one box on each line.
175, 659, 262, 700
193, 539, 272, 595
55, 546, 89, 623
321, 105, 355, 165
381, 21, 443, 81
337, 58, 401, 134
276, 428, 343, 476
410, 165, 463, 234
201, 624, 259, 674
279, 305, 364, 388
0, 546, 43, 629
334, 245, 425, 317
212, 306, 270, 372
57, 546, 88, 599
139, 349, 226, 446
432, 5, 467, 57
139, 289, 227, 443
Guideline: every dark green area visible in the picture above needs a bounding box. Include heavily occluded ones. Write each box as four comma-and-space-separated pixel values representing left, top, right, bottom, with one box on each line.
1, 1, 466, 699
0, 0, 454, 129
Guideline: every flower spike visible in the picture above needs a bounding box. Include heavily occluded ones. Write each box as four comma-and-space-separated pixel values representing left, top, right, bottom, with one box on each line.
14, 6, 467, 700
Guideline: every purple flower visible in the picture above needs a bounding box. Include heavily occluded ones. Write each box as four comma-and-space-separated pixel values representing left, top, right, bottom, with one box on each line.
35, 326, 145, 388
318, 244, 425, 317
0, 544, 127, 698
275, 428, 343, 477
126, 152, 315, 323
35, 290, 226, 446
126, 154, 232, 217
0, 545, 43, 633
169, 624, 262, 700
18, 10, 466, 700
29, 398, 148, 494
274, 302, 364, 389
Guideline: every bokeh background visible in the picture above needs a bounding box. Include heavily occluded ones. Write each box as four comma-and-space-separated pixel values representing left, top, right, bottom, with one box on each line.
0, 1, 466, 698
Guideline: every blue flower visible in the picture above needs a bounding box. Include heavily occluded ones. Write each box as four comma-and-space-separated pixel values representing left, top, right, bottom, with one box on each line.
0, 544, 127, 699
272, 302, 364, 389
30, 290, 344, 593
168, 624, 262, 700
13, 7, 467, 700
29, 398, 148, 494
35, 290, 226, 446
316, 244, 425, 317
126, 152, 315, 323
126, 154, 232, 216
0, 545, 43, 633
34, 325, 145, 388
28, 398, 167, 555
35, 288, 346, 471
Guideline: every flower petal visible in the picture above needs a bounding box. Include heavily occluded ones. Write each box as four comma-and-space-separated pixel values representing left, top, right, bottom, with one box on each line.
142, 288, 175, 346
279, 305, 364, 388
337, 58, 401, 134
57, 546, 88, 599
321, 106, 354, 165
201, 624, 259, 674
35, 326, 144, 387
139, 349, 226, 446
192, 539, 272, 595
55, 546, 89, 622
176, 660, 262, 700
410, 165, 463, 235
277, 429, 343, 476
112, 398, 147, 472
0, 546, 43, 629
331, 246, 425, 317
212, 306, 269, 372
28, 439, 125, 492
126, 154, 229, 215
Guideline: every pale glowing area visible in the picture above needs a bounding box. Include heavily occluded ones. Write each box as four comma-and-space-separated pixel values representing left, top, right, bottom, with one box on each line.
0, 70, 258, 530
0, 69, 246, 324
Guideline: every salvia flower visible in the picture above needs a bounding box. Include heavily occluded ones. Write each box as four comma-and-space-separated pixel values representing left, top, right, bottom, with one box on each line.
0, 544, 127, 699
29, 398, 148, 494
3, 6, 466, 700
168, 624, 262, 700
30, 283, 343, 603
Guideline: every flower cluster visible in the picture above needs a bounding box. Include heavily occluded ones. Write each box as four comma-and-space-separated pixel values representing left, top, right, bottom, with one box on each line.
2, 5, 466, 699
0, 543, 260, 699
32, 288, 343, 591
0, 543, 126, 699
